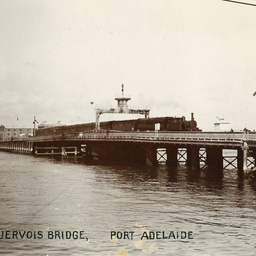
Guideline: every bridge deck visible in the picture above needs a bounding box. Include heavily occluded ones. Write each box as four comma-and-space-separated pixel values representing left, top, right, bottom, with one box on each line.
17, 131, 255, 148
1, 131, 255, 173
1, 131, 255, 148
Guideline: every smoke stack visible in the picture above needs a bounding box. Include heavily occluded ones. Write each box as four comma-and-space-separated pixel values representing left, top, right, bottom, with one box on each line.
191, 113, 194, 121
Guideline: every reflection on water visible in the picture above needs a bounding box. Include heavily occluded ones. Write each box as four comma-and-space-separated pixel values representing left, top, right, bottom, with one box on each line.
0, 152, 256, 255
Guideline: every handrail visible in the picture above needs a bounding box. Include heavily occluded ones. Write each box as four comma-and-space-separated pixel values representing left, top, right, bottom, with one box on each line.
1, 131, 255, 144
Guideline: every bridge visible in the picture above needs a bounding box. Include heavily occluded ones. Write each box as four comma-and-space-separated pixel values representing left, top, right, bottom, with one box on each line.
0, 131, 255, 176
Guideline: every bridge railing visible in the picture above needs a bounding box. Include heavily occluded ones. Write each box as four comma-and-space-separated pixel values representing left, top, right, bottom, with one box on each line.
70, 131, 249, 142
6, 131, 256, 143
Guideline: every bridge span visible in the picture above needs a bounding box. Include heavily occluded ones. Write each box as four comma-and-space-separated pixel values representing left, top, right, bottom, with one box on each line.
0, 131, 255, 175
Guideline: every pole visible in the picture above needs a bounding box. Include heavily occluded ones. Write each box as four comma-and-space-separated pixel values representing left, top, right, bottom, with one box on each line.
33, 116, 38, 136
243, 141, 249, 174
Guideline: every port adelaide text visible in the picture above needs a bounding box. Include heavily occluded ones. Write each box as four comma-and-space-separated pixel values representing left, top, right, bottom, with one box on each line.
111, 231, 193, 240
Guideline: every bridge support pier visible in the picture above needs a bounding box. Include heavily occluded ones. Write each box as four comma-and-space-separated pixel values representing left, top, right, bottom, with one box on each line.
144, 144, 158, 166
186, 146, 200, 169
166, 146, 178, 167
86, 142, 149, 165
85, 144, 92, 159
237, 149, 244, 175
206, 147, 223, 170
237, 142, 249, 175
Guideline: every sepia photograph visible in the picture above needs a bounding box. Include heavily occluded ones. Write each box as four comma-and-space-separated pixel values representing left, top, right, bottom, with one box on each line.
1, 0, 256, 255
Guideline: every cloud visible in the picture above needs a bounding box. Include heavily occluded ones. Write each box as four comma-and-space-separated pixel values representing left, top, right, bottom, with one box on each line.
1, 0, 256, 131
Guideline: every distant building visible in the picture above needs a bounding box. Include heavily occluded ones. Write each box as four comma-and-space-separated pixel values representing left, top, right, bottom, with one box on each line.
0, 125, 5, 141
214, 117, 231, 132
0, 126, 33, 141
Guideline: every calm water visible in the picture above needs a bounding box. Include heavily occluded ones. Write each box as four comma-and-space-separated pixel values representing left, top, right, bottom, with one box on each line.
0, 152, 256, 256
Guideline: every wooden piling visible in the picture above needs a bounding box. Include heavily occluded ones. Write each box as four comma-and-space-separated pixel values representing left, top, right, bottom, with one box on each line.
166, 146, 178, 167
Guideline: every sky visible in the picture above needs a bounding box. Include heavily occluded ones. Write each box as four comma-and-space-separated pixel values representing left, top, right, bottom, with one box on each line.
1, 0, 256, 131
